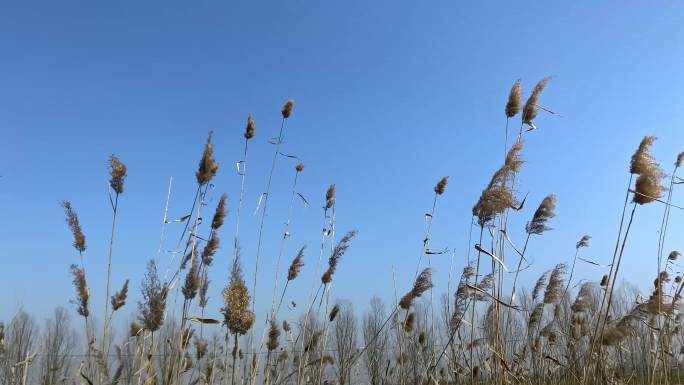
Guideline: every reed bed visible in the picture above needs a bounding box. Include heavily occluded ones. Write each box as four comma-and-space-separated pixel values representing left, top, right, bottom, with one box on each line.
3, 83, 684, 385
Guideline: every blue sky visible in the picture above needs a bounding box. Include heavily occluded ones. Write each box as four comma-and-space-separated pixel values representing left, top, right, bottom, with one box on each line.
2, 1, 684, 329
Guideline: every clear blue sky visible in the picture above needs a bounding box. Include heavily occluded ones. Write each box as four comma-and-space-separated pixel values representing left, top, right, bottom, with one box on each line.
2, 2, 684, 328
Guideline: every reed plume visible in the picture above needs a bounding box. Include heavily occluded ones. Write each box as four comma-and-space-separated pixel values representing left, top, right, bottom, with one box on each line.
61, 201, 86, 253
399, 268, 433, 309
668, 250, 681, 261
199, 271, 210, 308
630, 135, 657, 175
532, 271, 549, 302
576, 235, 591, 249
196, 131, 219, 185
522, 77, 551, 127
211, 193, 228, 230
244, 113, 255, 140
281, 99, 295, 118
222, 256, 255, 335
282, 320, 291, 332
633, 164, 667, 205
506, 79, 522, 118
201, 232, 220, 266
403, 313, 415, 333
138, 260, 168, 333
473, 141, 523, 226
108, 155, 127, 194
287, 246, 305, 281
434, 176, 448, 195
182, 257, 200, 300
296, 162, 305, 172
321, 230, 358, 285
676, 152, 684, 168
543, 263, 567, 304
526, 194, 557, 234
129, 321, 142, 338
329, 304, 340, 322
111, 279, 129, 311
267, 318, 280, 351
69, 264, 90, 317
325, 184, 336, 209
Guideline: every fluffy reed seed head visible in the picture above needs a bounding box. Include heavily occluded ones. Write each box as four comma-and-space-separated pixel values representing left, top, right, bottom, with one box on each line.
267, 317, 280, 351
282, 320, 291, 332
434, 176, 448, 195
244, 113, 255, 140
576, 235, 591, 250
329, 304, 340, 322
532, 271, 549, 302
108, 155, 127, 194
61, 201, 87, 253
472, 141, 523, 226
211, 194, 228, 230
287, 246, 305, 281
522, 77, 551, 126
129, 321, 142, 338
111, 279, 129, 311
669, 251, 681, 261
222, 255, 255, 335
201, 231, 220, 266
600, 274, 609, 287
325, 184, 336, 209
69, 264, 90, 317
526, 194, 557, 235
138, 260, 168, 333
543, 264, 567, 304
182, 257, 200, 301
199, 271, 209, 308
295, 162, 304, 172
196, 131, 219, 185
321, 230, 358, 285
630, 136, 657, 175
505, 79, 522, 118
633, 166, 667, 205
399, 268, 433, 309
677, 152, 684, 168
418, 331, 426, 345
281, 99, 295, 119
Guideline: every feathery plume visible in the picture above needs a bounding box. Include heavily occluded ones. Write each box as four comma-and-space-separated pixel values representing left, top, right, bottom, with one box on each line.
403, 313, 415, 333
526, 194, 557, 234
201, 231, 220, 266
669, 251, 681, 261
576, 235, 591, 249
473, 141, 523, 226
532, 271, 549, 302
196, 131, 219, 185
329, 304, 340, 322
325, 184, 336, 209
182, 258, 200, 301
222, 255, 255, 335
282, 320, 291, 332
505, 79, 522, 118
111, 279, 129, 311
296, 162, 305, 172
600, 274, 609, 287
543, 264, 567, 304
677, 152, 684, 168
61, 201, 87, 253
69, 264, 89, 317
287, 246, 305, 281
129, 321, 142, 338
522, 77, 551, 126
108, 155, 127, 194
267, 318, 280, 351
138, 260, 168, 332
434, 176, 448, 195
211, 194, 228, 230
321, 230, 358, 285
630, 136, 657, 175
399, 268, 433, 309
633, 167, 667, 205
244, 114, 255, 140
199, 271, 209, 308
281, 99, 295, 119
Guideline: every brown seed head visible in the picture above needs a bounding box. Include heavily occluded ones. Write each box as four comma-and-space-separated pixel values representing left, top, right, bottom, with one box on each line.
677, 152, 684, 168
399, 268, 433, 309
325, 184, 336, 209
182, 257, 200, 300
295, 162, 304, 172
199, 271, 209, 308
196, 131, 219, 185
329, 304, 340, 322
111, 279, 129, 311
69, 264, 90, 317
522, 77, 551, 126
321, 230, 357, 285
669, 251, 681, 261
633, 165, 667, 205
505, 79, 522, 118
108, 155, 127, 194
287, 246, 305, 281
244, 114, 255, 140
129, 321, 142, 338
630, 136, 657, 175
267, 318, 280, 351
281, 99, 295, 118
526, 194, 557, 235
434, 176, 448, 195
61, 201, 87, 253
282, 320, 291, 332
600, 275, 609, 287
201, 231, 220, 266
138, 260, 168, 332
543, 264, 567, 304
222, 255, 255, 335
576, 235, 591, 250
403, 313, 415, 333
211, 194, 228, 230
473, 141, 523, 226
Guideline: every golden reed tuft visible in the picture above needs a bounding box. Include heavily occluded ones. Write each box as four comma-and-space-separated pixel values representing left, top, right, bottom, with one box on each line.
399, 268, 433, 309
434, 176, 448, 195
267, 317, 280, 351
108, 155, 127, 194
196, 131, 219, 185
325, 184, 336, 209
522, 77, 551, 126
69, 264, 90, 317
295, 162, 305, 172
576, 235, 591, 249
211, 194, 228, 230
61, 201, 87, 253
222, 256, 255, 335
244, 113, 255, 140
505, 79, 522, 118
287, 246, 305, 281
111, 279, 129, 311
630, 136, 657, 175
281, 99, 295, 119
526, 194, 557, 235
321, 230, 357, 285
